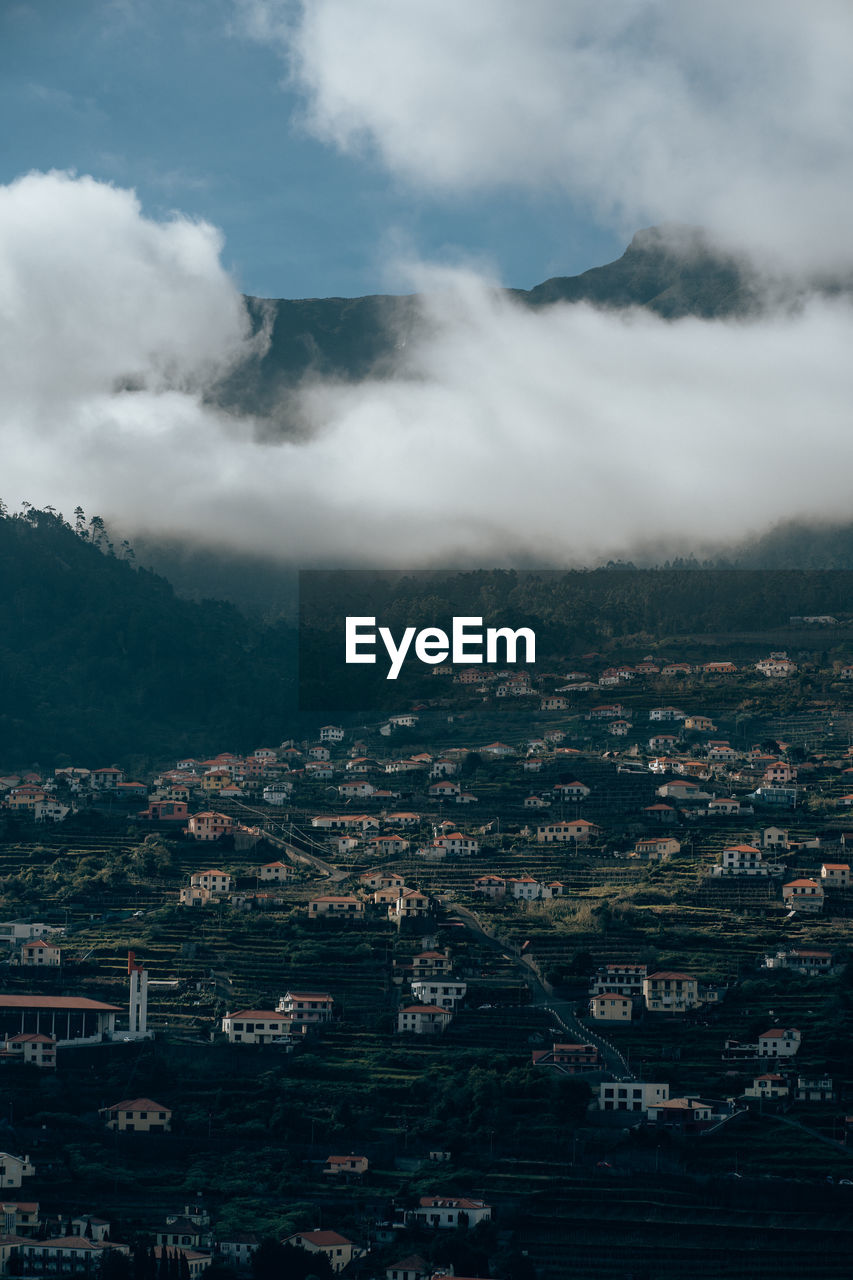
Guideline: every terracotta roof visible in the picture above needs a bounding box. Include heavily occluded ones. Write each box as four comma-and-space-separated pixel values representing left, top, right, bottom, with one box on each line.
102, 1097, 170, 1113
225, 1010, 286, 1020
287, 1231, 352, 1247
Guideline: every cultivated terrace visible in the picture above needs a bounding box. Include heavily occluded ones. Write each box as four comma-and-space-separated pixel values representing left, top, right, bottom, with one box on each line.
2, 625, 853, 1279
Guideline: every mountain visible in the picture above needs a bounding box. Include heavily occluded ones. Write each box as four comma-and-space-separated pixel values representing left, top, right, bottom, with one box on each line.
0, 509, 296, 768
217, 224, 841, 420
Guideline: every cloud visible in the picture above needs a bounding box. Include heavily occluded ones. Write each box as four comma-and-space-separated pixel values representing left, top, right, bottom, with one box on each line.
2, 173, 853, 568
239, 0, 853, 273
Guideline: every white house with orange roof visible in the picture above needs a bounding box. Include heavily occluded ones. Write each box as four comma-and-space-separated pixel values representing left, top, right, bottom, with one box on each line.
189, 869, 232, 895
536, 819, 598, 844
473, 875, 506, 898
256, 860, 294, 883
757, 1028, 801, 1057
276, 991, 334, 1030
396, 1005, 452, 1035
782, 879, 824, 912
0, 1033, 57, 1069
642, 971, 700, 1012
390, 888, 431, 921
308, 895, 365, 918
409, 1196, 491, 1229
221, 1010, 290, 1045
744, 1073, 789, 1100
820, 862, 850, 888
99, 1098, 171, 1132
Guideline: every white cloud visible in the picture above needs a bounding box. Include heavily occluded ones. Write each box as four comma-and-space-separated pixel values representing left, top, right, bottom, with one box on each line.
240, 0, 853, 272
2, 177, 852, 566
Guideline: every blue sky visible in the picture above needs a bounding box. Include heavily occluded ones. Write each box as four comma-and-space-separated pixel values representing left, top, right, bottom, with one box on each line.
0, 0, 623, 299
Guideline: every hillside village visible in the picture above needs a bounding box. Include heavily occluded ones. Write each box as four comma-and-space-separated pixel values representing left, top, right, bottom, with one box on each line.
1, 637, 853, 1277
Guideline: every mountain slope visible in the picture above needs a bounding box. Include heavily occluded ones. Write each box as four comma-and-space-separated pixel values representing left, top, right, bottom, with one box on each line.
218, 225, 813, 417
0, 510, 296, 767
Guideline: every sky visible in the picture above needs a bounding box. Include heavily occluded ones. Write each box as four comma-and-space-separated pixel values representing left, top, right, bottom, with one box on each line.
0, 0, 623, 299
2, 1, 853, 566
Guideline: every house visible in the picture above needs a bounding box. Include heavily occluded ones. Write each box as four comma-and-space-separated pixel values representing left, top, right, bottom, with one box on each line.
656, 780, 710, 802
474, 875, 506, 898
744, 1073, 789, 1100
221, 1010, 290, 1045
411, 979, 467, 1010
756, 655, 797, 678
411, 951, 452, 978
256, 860, 294, 883
409, 1197, 491, 1228
642, 804, 678, 824
323, 1155, 368, 1177
590, 964, 647, 998
524, 795, 549, 809
276, 991, 334, 1029
821, 863, 851, 887
536, 819, 599, 844
308, 895, 365, 918
0, 923, 61, 949
763, 826, 790, 849
684, 715, 715, 731
19, 1238, 132, 1276
90, 767, 125, 790
0, 1202, 39, 1234
70, 1218, 111, 1244
643, 971, 700, 1013
179, 885, 212, 907
428, 781, 461, 800
186, 813, 235, 842
508, 876, 547, 901
359, 869, 406, 892
649, 706, 686, 721
714, 844, 777, 877
19, 940, 60, 967
100, 1097, 171, 1132
589, 993, 632, 1021
385, 1256, 430, 1280
598, 1081, 670, 1114
555, 781, 590, 800
532, 1043, 601, 1073
431, 833, 479, 856
319, 726, 345, 742
152, 1247, 212, 1280
396, 1005, 452, 1035
141, 799, 189, 823
757, 1028, 801, 1057
782, 879, 824, 912
189, 869, 232, 895
646, 1098, 720, 1128
390, 889, 431, 921
795, 1076, 835, 1103
285, 1231, 361, 1273
217, 1235, 261, 1270
0, 1033, 57, 1069
0, 1155, 35, 1189
764, 948, 832, 975
633, 837, 680, 861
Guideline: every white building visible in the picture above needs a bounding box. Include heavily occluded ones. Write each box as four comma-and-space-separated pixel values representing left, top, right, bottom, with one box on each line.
598, 1081, 670, 1115
410, 979, 467, 1010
